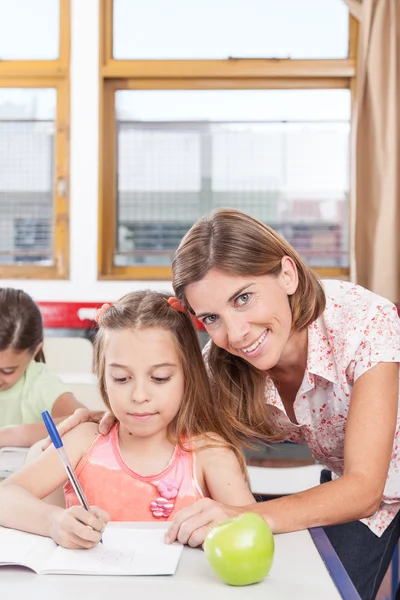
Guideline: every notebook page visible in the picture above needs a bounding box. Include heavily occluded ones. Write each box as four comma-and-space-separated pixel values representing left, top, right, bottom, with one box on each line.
44, 527, 183, 575
0, 528, 56, 573
0, 447, 29, 478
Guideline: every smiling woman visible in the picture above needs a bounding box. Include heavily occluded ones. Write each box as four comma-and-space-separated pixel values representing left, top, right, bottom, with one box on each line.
168, 208, 400, 600
173, 209, 326, 444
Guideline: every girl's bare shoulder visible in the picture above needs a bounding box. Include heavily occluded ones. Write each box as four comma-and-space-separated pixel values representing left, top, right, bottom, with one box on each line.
190, 433, 237, 465
62, 421, 101, 457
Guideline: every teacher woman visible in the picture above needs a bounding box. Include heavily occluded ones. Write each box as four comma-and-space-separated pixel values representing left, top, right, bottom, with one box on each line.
52, 209, 400, 600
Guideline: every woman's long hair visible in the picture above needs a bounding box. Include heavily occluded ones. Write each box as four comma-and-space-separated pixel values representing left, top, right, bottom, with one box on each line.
172, 208, 326, 445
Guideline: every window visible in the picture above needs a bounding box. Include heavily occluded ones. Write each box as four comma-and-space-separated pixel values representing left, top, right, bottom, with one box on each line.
99, 0, 357, 280
0, 0, 70, 279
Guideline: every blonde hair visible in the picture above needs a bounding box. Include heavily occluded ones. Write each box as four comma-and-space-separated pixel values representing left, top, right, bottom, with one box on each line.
172, 208, 326, 444
94, 290, 248, 474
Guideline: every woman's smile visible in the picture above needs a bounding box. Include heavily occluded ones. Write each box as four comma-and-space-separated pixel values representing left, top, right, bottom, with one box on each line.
235, 329, 269, 358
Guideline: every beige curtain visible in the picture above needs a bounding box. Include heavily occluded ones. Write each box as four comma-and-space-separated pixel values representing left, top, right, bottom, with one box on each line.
344, 0, 400, 302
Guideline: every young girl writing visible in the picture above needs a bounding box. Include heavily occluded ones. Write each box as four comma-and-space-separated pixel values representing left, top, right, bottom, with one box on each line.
0, 288, 85, 448
0, 290, 254, 549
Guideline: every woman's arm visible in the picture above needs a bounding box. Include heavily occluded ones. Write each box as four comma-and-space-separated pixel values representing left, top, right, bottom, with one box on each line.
0, 422, 108, 547
0, 393, 86, 448
256, 361, 398, 531
167, 362, 399, 546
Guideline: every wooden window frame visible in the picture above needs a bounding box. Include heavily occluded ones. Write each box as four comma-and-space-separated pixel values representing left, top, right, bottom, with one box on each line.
0, 0, 70, 279
99, 0, 358, 280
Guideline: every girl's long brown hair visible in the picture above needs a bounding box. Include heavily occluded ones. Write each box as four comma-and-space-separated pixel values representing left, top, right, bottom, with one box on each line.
172, 208, 326, 446
0, 288, 45, 362
94, 290, 248, 475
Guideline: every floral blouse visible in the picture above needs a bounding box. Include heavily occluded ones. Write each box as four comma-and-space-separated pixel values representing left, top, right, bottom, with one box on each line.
265, 280, 400, 537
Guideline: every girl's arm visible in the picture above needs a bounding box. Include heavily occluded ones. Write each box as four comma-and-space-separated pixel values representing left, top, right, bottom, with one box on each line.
195, 436, 255, 506
0, 422, 108, 547
166, 362, 398, 546
0, 393, 86, 448
166, 436, 255, 547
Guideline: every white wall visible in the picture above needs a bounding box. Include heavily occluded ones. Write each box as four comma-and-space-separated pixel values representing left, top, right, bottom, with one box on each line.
1, 0, 172, 302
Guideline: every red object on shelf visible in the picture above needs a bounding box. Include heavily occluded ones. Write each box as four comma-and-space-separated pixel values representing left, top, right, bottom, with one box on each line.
37, 301, 400, 330
37, 302, 107, 329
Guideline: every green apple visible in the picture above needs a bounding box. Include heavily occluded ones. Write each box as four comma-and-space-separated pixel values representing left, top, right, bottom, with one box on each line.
204, 512, 274, 586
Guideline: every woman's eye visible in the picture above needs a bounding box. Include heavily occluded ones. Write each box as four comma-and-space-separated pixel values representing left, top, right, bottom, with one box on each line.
236, 293, 250, 306
112, 377, 128, 383
203, 314, 218, 326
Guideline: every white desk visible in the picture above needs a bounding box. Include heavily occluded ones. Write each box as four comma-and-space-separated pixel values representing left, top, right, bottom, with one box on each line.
248, 464, 322, 496
0, 523, 359, 600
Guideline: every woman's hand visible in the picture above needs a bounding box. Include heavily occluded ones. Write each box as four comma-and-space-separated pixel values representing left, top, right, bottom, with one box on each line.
165, 498, 244, 547
41, 408, 116, 450
49, 505, 110, 549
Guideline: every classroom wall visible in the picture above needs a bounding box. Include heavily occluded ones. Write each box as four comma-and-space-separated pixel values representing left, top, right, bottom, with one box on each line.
1, 0, 171, 302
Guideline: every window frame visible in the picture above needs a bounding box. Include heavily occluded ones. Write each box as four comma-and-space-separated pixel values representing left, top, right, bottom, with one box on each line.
0, 0, 70, 279
99, 0, 358, 280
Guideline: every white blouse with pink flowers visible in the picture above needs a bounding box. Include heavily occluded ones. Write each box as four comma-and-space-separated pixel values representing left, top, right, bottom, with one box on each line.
264, 280, 400, 537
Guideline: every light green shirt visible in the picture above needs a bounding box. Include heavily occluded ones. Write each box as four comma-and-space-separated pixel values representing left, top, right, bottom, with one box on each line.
0, 361, 69, 426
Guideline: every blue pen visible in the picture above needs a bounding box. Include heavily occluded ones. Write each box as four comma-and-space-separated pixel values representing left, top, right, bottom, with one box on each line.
41, 411, 103, 544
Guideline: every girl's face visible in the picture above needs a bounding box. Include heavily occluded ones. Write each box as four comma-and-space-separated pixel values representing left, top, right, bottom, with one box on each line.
104, 327, 185, 439
0, 347, 38, 391
185, 259, 298, 372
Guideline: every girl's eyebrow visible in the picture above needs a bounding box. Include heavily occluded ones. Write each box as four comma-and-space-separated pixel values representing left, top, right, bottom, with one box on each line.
196, 284, 254, 319
108, 362, 177, 369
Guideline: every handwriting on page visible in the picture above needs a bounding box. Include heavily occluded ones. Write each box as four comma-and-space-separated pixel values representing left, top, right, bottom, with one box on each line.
101, 550, 134, 566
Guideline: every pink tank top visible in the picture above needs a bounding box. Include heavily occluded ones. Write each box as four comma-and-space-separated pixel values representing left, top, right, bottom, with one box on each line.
64, 424, 204, 521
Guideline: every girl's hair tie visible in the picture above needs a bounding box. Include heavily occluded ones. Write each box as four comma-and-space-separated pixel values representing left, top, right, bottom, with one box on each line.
95, 303, 112, 323
166, 297, 206, 331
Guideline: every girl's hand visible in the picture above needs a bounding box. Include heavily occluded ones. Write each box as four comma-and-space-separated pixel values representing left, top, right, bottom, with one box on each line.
41, 408, 116, 450
50, 505, 109, 549
165, 498, 243, 547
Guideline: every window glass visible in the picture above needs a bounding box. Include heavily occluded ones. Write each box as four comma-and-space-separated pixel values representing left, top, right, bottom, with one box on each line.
113, 0, 348, 60
0, 88, 56, 265
0, 0, 59, 60
115, 89, 350, 269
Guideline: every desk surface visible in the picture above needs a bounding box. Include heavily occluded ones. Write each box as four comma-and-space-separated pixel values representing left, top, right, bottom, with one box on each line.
0, 523, 359, 600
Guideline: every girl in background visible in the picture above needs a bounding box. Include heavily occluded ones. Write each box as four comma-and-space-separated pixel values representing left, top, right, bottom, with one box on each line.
0, 290, 254, 549
0, 288, 85, 447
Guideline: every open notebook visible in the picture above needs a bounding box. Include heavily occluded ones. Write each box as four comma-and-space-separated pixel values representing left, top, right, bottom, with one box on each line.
0, 447, 29, 479
0, 525, 183, 575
